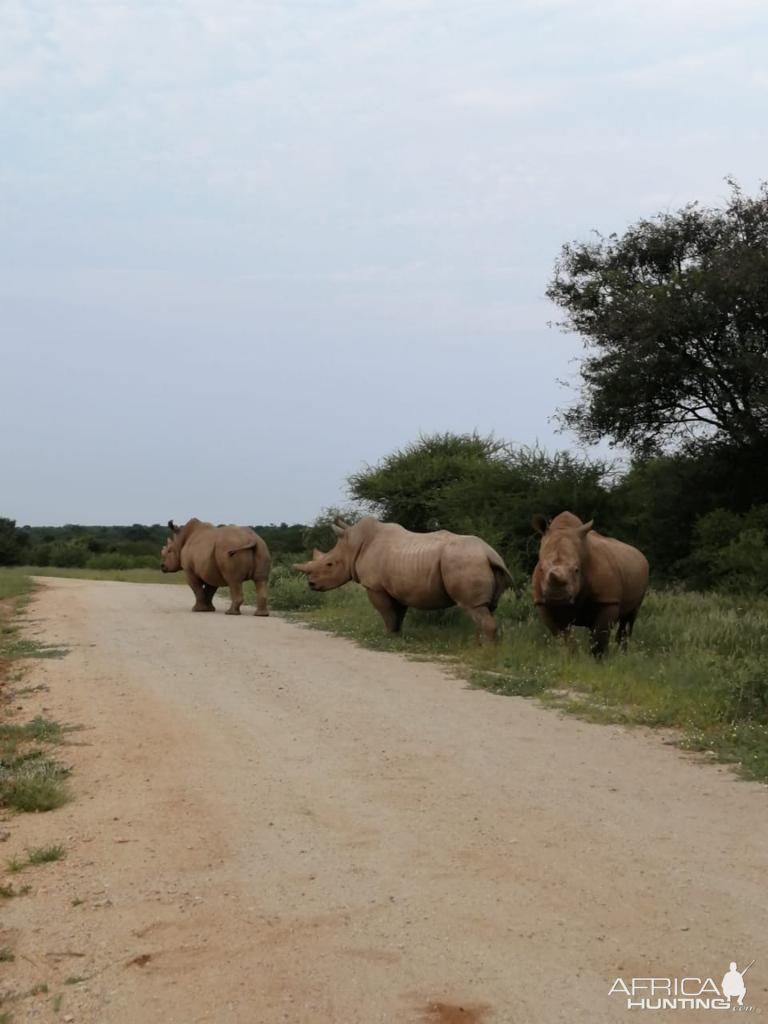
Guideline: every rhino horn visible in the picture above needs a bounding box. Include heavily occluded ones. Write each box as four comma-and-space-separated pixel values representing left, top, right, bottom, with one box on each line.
293, 561, 310, 574
331, 523, 346, 537
312, 548, 325, 560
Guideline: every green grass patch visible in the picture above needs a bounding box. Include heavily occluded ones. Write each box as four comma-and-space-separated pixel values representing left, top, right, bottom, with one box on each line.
27, 844, 65, 865
273, 582, 768, 781
0, 752, 71, 812
0, 947, 15, 962
0, 716, 70, 745
20, 565, 183, 585
0, 570, 34, 603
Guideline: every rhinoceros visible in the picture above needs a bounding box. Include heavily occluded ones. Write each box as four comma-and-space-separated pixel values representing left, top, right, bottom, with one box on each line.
532, 511, 649, 656
161, 518, 271, 616
293, 517, 513, 641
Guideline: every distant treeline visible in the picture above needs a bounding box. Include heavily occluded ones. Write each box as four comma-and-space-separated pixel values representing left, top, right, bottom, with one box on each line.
0, 520, 308, 571
1, 431, 768, 591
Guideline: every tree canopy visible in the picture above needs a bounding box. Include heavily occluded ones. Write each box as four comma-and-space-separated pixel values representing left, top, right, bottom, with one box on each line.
548, 181, 768, 456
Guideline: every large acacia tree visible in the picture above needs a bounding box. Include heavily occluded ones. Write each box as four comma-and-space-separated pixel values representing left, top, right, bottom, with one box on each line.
548, 182, 768, 456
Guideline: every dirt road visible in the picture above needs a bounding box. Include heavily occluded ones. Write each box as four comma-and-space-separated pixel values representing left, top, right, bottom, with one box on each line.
2, 579, 766, 1023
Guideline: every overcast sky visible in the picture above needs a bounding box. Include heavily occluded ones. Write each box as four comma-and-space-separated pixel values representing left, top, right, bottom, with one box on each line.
2, 0, 767, 526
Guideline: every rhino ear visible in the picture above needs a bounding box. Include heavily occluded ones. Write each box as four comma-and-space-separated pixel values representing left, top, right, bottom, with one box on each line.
168, 519, 179, 533
579, 519, 594, 537
532, 514, 548, 535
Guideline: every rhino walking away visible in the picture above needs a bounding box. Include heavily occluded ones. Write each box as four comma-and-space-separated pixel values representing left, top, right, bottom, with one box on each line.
161, 518, 271, 616
532, 511, 649, 656
293, 517, 513, 641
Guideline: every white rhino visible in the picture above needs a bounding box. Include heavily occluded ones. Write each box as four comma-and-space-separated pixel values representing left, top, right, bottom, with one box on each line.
293, 517, 513, 641
161, 518, 271, 616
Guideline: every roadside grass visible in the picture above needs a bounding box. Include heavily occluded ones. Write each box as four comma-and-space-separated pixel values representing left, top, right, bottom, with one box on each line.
266, 574, 768, 782
27, 844, 65, 865
5, 844, 66, 873
18, 566, 182, 585
0, 570, 34, 603
0, 883, 32, 899
0, 751, 71, 812
0, 571, 74, 813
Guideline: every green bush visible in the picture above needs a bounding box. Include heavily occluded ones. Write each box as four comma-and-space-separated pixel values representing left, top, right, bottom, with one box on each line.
268, 563, 327, 611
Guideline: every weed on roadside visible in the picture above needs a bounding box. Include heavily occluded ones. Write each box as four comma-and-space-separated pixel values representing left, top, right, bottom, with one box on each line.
27, 844, 65, 865
0, 752, 71, 812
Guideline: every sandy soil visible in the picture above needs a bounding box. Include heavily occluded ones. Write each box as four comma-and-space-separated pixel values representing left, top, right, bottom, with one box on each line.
1, 578, 766, 1024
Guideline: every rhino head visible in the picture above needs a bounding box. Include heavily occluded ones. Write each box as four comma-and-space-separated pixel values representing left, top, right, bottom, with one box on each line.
533, 512, 593, 605
160, 519, 182, 573
293, 519, 355, 591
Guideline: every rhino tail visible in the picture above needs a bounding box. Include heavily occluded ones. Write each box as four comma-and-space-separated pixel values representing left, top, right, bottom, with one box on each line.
227, 541, 259, 557
488, 554, 517, 599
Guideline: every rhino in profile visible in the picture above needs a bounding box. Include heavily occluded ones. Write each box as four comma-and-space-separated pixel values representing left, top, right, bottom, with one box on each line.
532, 511, 649, 656
293, 516, 513, 641
161, 518, 271, 616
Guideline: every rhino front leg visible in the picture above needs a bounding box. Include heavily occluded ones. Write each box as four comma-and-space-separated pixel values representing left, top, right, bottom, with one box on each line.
590, 605, 619, 658
186, 571, 216, 612
226, 579, 244, 615
253, 579, 270, 617
366, 589, 407, 633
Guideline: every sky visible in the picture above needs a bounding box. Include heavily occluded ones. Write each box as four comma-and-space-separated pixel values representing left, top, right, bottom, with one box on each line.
2, 0, 767, 526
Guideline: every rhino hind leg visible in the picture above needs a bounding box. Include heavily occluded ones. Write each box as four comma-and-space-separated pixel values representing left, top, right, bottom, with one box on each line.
462, 605, 499, 643
366, 589, 407, 633
253, 579, 270, 617
226, 579, 244, 615
617, 610, 637, 651
202, 583, 217, 610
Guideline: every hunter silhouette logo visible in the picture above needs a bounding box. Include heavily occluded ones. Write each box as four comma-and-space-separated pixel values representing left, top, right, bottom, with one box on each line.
722, 960, 754, 1006
608, 958, 757, 1010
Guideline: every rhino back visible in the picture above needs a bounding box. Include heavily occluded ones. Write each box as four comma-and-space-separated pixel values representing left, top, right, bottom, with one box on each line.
354, 527, 506, 610
585, 533, 649, 610
355, 529, 451, 607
